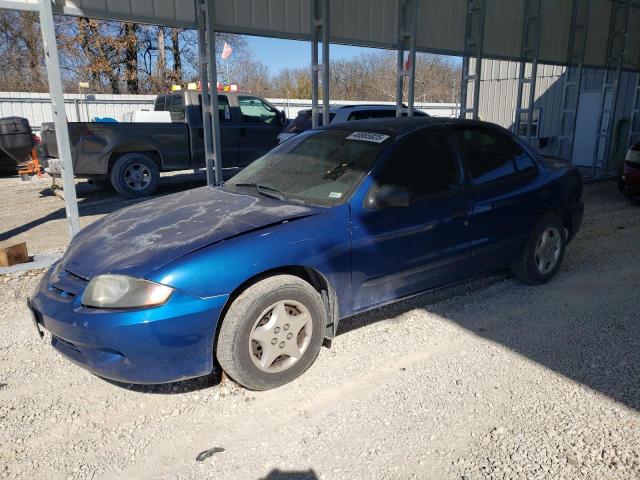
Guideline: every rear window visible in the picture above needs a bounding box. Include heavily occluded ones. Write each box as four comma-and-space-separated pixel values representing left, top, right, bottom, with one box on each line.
283, 111, 336, 133
154, 96, 166, 111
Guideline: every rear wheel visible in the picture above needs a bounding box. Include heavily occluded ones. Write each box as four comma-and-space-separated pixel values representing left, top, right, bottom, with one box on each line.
511, 213, 566, 285
110, 153, 160, 198
216, 275, 326, 390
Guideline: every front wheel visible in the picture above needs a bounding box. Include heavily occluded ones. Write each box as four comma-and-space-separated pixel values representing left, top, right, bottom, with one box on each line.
511, 213, 566, 285
110, 153, 160, 198
216, 275, 326, 390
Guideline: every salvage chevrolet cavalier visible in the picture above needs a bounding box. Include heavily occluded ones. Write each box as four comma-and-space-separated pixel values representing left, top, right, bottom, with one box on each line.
29, 117, 584, 390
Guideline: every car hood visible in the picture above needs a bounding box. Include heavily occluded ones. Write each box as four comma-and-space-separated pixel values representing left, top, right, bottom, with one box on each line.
59, 186, 321, 280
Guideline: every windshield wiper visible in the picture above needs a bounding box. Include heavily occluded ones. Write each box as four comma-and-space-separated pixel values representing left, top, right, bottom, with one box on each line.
233, 183, 285, 200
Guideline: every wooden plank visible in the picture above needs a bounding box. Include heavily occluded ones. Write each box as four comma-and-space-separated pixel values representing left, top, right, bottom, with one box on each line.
0, 242, 29, 267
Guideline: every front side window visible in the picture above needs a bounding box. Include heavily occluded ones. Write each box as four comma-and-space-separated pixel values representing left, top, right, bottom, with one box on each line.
453, 128, 517, 185
376, 128, 458, 197
239, 96, 279, 125
225, 129, 390, 206
283, 111, 336, 133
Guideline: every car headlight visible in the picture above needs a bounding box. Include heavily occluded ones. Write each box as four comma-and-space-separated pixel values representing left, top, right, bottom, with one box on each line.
82, 275, 174, 309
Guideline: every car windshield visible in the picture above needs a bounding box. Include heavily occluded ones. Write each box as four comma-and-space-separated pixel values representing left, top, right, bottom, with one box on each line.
225, 129, 391, 206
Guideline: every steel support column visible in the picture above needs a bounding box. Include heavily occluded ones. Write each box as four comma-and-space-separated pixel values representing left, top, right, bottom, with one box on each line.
557, 0, 590, 163
197, 0, 223, 185
38, 0, 79, 237
513, 0, 543, 144
593, 0, 630, 177
460, 0, 486, 120
311, 0, 329, 128
395, 0, 417, 116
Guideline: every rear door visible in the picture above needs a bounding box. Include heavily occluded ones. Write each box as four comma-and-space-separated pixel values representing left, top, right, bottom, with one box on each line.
450, 126, 548, 275
237, 95, 282, 166
350, 127, 472, 311
190, 93, 239, 169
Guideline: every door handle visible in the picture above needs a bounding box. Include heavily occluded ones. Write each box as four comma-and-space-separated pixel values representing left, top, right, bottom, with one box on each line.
240, 127, 247, 138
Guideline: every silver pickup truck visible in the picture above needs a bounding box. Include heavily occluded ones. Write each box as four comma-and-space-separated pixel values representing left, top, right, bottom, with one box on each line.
42, 91, 285, 198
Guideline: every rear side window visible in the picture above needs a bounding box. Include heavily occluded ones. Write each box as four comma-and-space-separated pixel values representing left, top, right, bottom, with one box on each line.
348, 110, 396, 121
377, 128, 458, 197
453, 128, 517, 184
154, 95, 166, 111
168, 94, 185, 121
283, 111, 336, 133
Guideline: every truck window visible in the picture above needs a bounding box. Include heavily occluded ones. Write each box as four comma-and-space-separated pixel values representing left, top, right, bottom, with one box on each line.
239, 96, 278, 125
197, 94, 231, 122
168, 94, 185, 121
154, 95, 166, 111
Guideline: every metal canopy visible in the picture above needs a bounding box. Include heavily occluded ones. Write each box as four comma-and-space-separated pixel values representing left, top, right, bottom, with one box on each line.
5, 0, 640, 71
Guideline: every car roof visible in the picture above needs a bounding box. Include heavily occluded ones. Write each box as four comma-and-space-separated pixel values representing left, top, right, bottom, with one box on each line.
297, 104, 410, 114
319, 116, 490, 135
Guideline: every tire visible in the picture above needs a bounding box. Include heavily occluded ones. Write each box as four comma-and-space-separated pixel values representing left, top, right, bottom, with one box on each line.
216, 275, 326, 391
110, 153, 160, 198
511, 213, 567, 285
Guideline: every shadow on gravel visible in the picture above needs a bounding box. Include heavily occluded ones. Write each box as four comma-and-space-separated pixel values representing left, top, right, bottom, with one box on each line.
103, 368, 222, 394
0, 174, 205, 243
259, 469, 318, 480
339, 264, 640, 412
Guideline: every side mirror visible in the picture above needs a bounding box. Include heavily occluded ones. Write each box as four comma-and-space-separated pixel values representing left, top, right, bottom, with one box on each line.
279, 111, 287, 127
369, 185, 411, 209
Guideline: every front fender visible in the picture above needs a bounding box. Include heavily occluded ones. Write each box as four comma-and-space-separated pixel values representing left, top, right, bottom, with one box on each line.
145, 204, 353, 316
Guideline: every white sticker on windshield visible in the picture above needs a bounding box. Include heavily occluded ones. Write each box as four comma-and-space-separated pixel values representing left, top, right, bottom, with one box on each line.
346, 131, 390, 143
329, 192, 343, 199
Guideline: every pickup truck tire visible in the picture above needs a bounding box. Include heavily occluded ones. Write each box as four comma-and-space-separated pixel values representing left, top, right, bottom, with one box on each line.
110, 153, 160, 198
511, 213, 566, 285
216, 275, 326, 390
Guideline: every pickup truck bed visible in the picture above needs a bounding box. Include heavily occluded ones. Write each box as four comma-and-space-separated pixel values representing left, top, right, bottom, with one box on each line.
42, 90, 285, 198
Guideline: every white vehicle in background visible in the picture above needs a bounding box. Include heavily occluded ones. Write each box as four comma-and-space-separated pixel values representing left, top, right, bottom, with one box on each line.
277, 104, 429, 143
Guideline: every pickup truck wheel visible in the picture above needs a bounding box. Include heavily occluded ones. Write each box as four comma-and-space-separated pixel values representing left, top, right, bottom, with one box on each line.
111, 153, 160, 198
511, 213, 566, 285
216, 275, 326, 391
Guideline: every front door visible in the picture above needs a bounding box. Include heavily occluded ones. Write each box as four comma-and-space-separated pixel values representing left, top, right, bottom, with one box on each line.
350, 127, 472, 311
236, 95, 282, 166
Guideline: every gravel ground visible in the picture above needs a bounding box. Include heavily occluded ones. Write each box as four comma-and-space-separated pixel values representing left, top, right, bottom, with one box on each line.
0, 179, 639, 479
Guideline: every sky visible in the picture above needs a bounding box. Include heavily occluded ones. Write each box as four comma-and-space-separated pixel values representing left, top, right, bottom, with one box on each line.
245, 35, 385, 73
245, 35, 462, 74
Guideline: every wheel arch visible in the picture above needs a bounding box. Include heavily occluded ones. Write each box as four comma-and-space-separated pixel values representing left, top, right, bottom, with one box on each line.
215, 265, 339, 352
107, 145, 163, 173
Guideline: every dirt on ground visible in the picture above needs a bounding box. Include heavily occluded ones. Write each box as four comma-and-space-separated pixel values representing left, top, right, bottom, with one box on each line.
0, 176, 639, 479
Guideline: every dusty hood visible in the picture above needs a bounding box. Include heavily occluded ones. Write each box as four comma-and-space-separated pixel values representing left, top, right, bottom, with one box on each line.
59, 186, 320, 279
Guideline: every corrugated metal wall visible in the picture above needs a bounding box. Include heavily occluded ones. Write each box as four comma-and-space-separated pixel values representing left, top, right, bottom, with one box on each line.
0, 93, 156, 130
478, 58, 639, 168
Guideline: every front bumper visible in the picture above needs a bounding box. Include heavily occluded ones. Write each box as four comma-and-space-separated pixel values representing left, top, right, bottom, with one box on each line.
29, 268, 228, 384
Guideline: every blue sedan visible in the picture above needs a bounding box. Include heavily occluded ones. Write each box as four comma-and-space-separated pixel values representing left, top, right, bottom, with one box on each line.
29, 117, 584, 390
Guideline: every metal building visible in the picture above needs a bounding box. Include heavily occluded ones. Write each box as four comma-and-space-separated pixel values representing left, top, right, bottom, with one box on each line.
478, 59, 639, 178
1, 0, 640, 238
